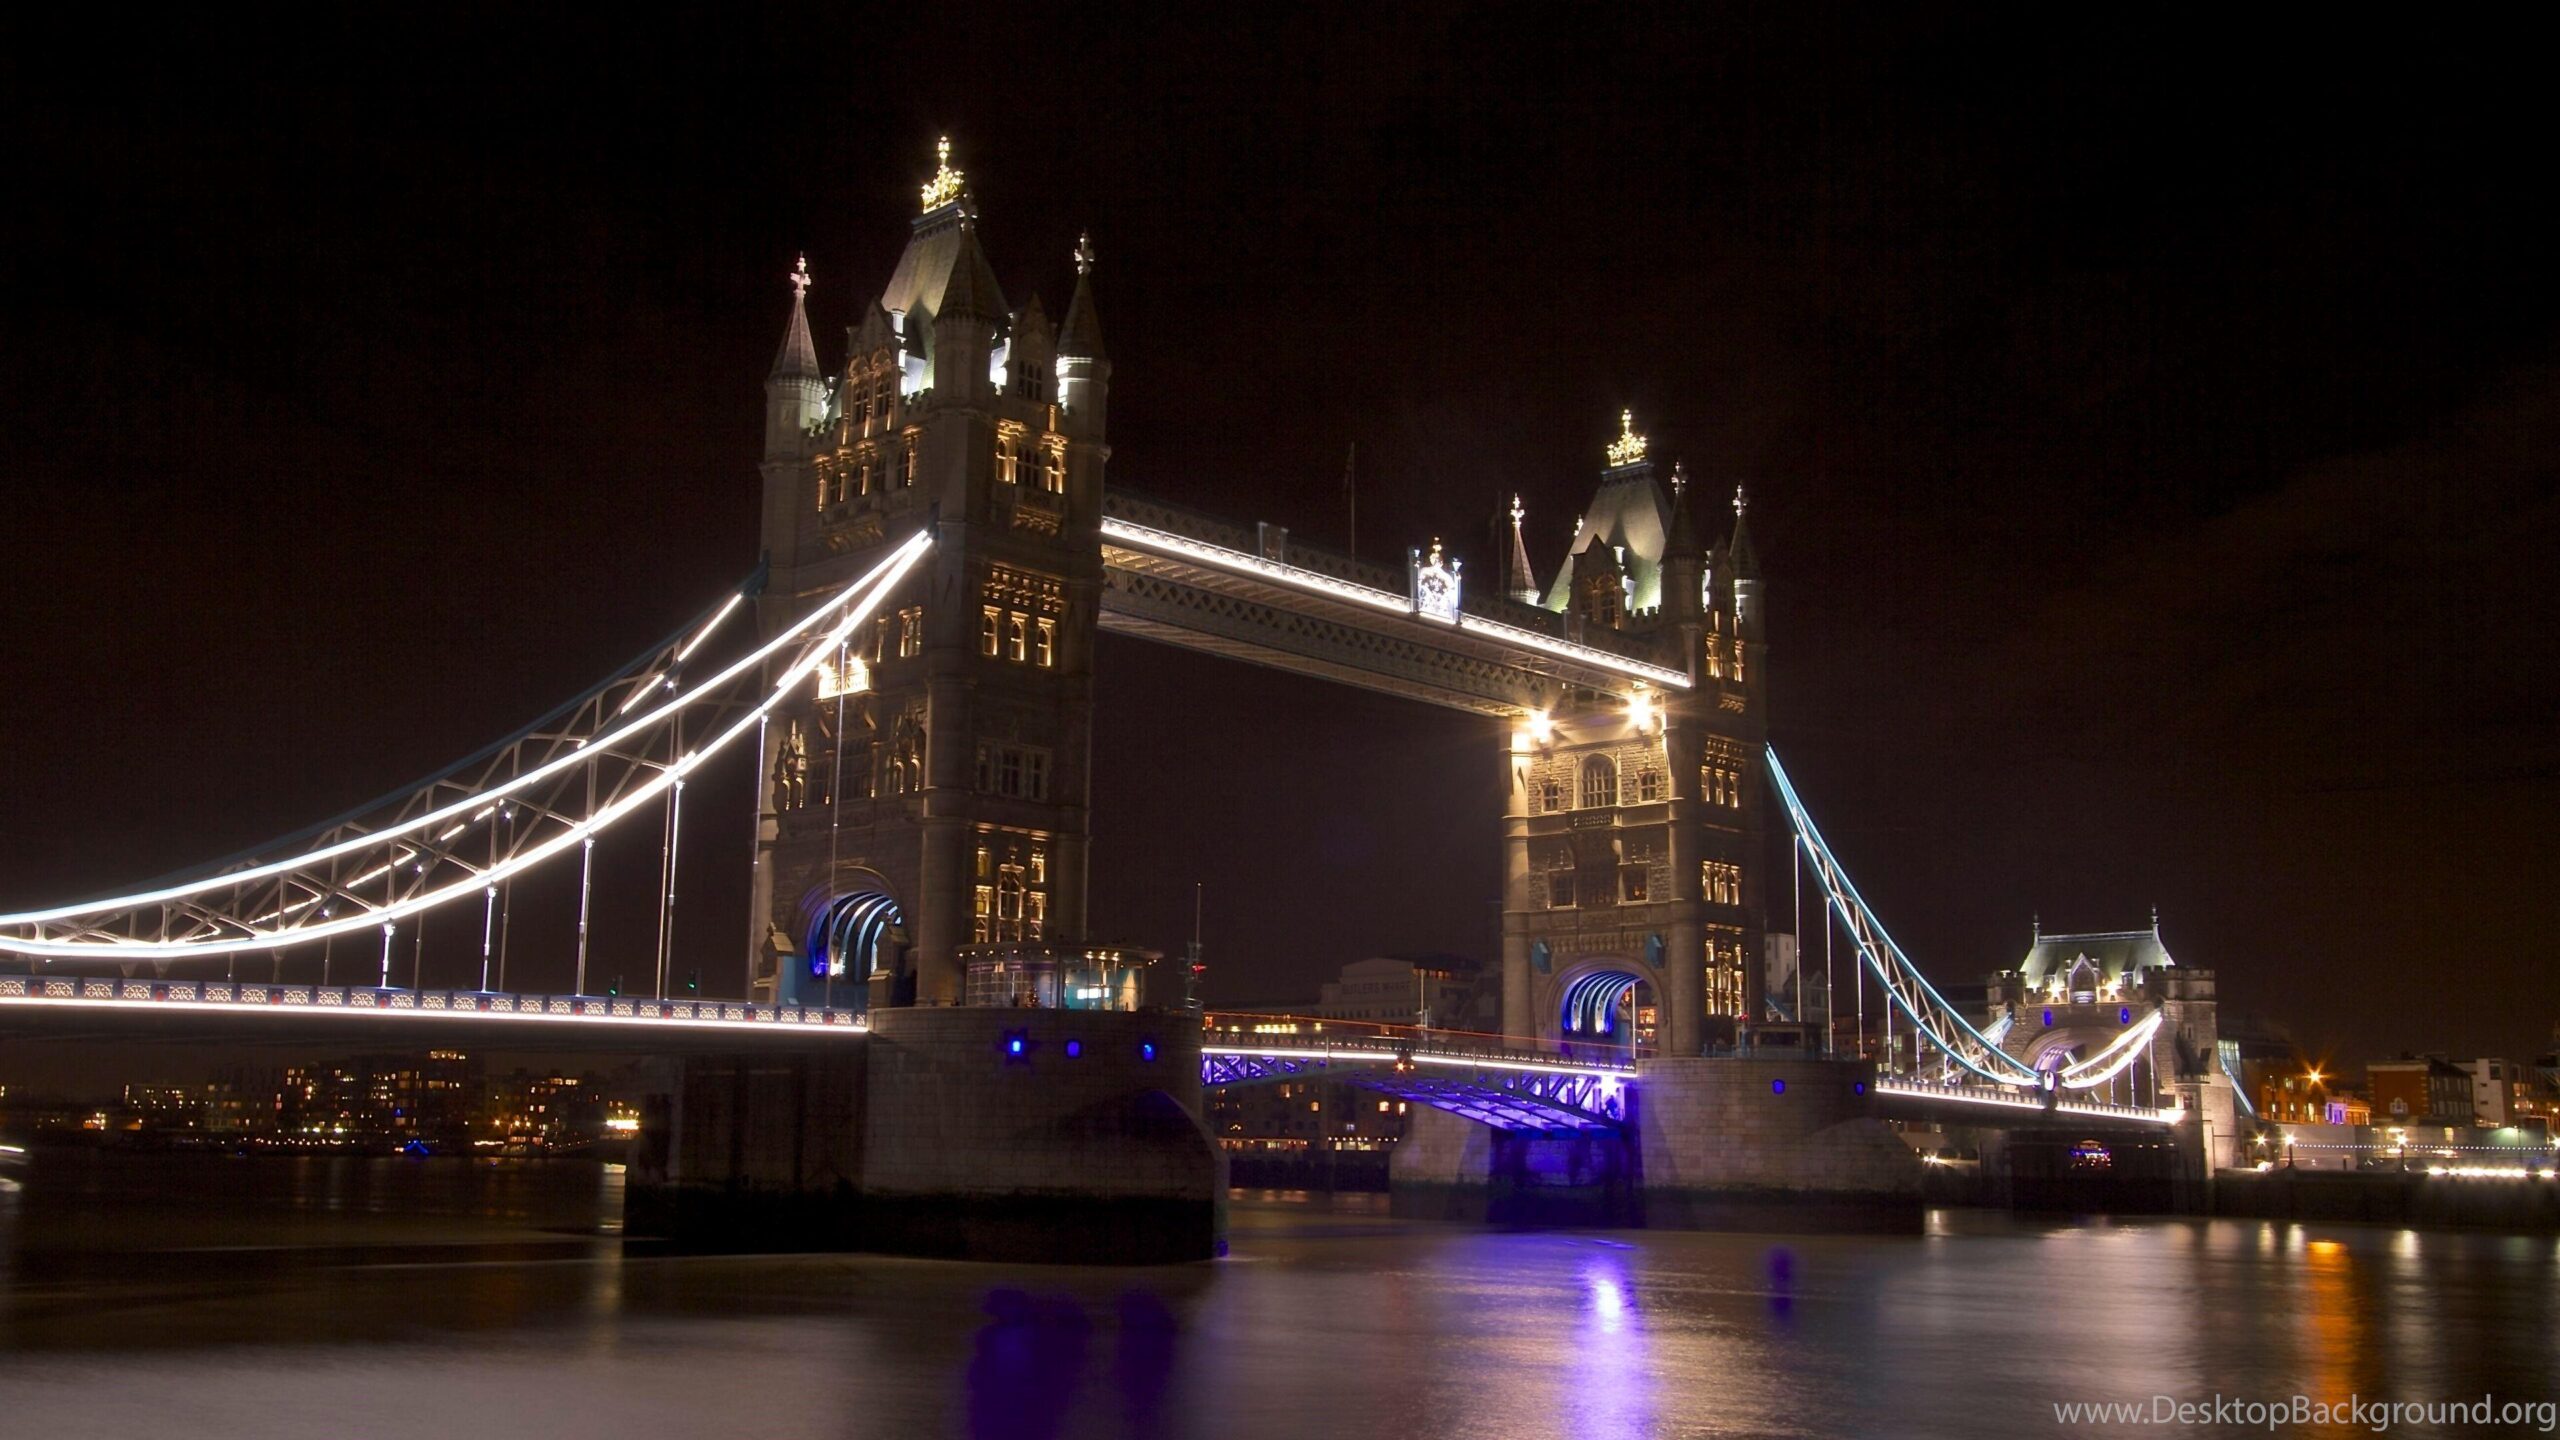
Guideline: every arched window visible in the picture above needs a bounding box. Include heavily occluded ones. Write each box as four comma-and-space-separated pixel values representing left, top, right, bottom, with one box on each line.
1040, 443, 1067, 494
1579, 755, 1617, 810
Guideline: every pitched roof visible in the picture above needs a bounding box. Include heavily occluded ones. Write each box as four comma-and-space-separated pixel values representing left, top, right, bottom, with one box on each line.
769, 285, 820, 382
1541, 463, 1672, 612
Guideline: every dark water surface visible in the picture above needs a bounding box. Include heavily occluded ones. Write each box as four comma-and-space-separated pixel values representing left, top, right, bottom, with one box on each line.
2, 1153, 2556, 1438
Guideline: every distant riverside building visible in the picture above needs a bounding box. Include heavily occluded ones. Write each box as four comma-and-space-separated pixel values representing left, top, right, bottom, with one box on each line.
1297, 954, 1496, 1031
2367, 1056, 2475, 1125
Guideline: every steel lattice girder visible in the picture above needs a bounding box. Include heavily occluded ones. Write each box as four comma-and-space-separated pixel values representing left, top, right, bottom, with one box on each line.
1200, 1051, 1624, 1134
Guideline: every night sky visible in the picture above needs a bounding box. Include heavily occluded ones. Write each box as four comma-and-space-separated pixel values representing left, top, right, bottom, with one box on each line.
3, 8, 2553, 1072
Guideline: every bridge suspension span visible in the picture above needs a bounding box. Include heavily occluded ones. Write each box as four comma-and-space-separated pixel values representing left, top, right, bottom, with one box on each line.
1768, 746, 2167, 1098
0, 530, 936, 976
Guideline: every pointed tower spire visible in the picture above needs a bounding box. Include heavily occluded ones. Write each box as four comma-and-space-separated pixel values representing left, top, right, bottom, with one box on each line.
1057, 230, 1111, 438
770, 255, 821, 381
1664, 462, 1704, 559
1505, 494, 1541, 604
1727, 482, 1760, 579
1059, 231, 1107, 361
764, 255, 828, 462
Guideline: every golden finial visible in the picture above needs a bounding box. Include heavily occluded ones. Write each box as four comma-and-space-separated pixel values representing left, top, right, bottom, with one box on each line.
1509, 494, 1525, 530
1606, 408, 1648, 467
921, 135, 967, 212
788, 254, 812, 298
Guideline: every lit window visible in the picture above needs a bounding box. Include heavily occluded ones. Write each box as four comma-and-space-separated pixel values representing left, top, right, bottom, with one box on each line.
1621, 867, 1648, 903
972, 885, 992, 943
898, 607, 923, 658
996, 429, 1021, 485
1580, 755, 1617, 809
1035, 617, 1056, 668
980, 607, 1001, 657
1029, 849, 1047, 886
1040, 443, 1067, 494
901, 438, 918, 488
1006, 613, 1027, 663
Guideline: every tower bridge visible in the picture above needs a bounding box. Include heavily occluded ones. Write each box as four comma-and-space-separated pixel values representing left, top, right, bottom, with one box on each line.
0, 138, 2235, 1257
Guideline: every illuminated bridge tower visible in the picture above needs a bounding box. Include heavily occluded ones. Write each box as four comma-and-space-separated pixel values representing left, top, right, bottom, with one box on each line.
746, 139, 1109, 1008
1504, 412, 1770, 1057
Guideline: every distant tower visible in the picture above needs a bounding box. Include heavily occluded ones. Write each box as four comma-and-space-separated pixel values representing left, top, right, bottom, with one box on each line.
1502, 409, 1771, 1055
745, 139, 1108, 1008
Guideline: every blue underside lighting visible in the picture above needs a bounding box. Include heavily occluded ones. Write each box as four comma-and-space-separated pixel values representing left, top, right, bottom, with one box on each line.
1066, 1039, 1082, 1058
2120, 1006, 2132, 1025
1004, 1031, 1028, 1059
1562, 970, 1644, 1037
1771, 1078, 1786, 1095
804, 891, 903, 984
1140, 1041, 1157, 1062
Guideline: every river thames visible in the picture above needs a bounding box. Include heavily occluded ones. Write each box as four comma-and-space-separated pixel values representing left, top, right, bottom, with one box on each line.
1, 1154, 2554, 1438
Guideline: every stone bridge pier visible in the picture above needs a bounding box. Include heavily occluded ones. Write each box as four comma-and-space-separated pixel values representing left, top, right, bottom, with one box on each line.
628, 1008, 1221, 1263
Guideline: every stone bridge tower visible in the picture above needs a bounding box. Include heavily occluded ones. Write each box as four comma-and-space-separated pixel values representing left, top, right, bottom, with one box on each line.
1502, 412, 1770, 1056
746, 140, 1109, 1008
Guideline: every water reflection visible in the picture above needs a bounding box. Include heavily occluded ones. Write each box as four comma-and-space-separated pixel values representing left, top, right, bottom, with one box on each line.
1570, 1253, 1655, 1439
1, 1157, 2557, 1439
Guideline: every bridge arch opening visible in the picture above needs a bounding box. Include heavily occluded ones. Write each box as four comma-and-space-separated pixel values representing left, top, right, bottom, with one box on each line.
1560, 966, 1653, 1054
793, 882, 906, 1009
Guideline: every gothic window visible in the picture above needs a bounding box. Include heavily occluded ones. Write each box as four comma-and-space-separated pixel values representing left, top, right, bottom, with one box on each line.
886, 716, 922, 796
972, 885, 992, 943
771, 722, 809, 811
980, 607, 1001, 657
871, 615, 890, 664
1040, 442, 1067, 494
1035, 617, 1056, 669
977, 743, 1052, 801
1029, 848, 1047, 886
995, 429, 1022, 486
1620, 866, 1649, 903
1548, 871, 1575, 908
1540, 780, 1563, 813
1637, 770, 1663, 802
901, 437, 918, 488
873, 380, 893, 433
1579, 755, 1617, 810
897, 607, 924, 659
1026, 890, 1047, 941
856, 456, 875, 495
1005, 614, 1027, 663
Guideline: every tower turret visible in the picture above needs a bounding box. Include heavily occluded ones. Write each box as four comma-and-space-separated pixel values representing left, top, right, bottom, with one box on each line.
764, 255, 827, 462
1057, 232, 1110, 439
1504, 495, 1541, 604
1727, 483, 1762, 646
1659, 461, 1706, 624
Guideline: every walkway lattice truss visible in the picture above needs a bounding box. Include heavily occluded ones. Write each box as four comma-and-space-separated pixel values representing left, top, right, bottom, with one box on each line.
0, 532, 936, 965
1202, 1040, 1628, 1134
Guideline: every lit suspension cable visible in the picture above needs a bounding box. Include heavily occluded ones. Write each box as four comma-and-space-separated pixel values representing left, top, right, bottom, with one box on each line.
0, 532, 932, 958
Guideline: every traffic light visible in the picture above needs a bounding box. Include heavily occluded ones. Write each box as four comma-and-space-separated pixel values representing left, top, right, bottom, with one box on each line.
606, 974, 622, 997
684, 969, 700, 994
